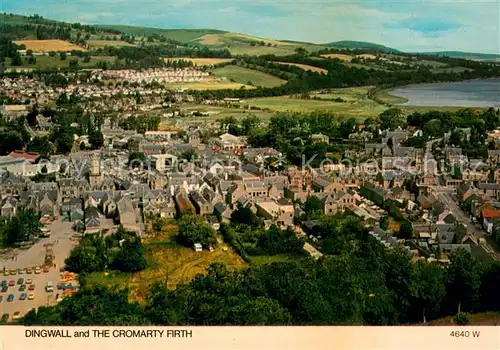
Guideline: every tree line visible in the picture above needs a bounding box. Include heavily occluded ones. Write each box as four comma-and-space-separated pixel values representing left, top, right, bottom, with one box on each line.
20, 215, 500, 325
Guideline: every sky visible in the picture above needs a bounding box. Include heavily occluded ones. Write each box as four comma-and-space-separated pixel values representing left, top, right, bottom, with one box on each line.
1, 0, 499, 53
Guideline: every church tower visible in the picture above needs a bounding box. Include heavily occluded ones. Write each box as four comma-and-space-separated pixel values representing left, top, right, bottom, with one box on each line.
89, 153, 102, 190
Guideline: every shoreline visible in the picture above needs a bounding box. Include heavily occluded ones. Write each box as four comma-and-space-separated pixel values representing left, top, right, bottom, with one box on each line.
372, 77, 500, 107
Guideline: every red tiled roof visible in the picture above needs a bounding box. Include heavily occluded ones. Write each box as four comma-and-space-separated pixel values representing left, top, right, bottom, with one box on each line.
482, 209, 500, 218
8, 151, 40, 162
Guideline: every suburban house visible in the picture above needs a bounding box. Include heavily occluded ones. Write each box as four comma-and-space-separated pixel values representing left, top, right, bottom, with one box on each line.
255, 198, 294, 228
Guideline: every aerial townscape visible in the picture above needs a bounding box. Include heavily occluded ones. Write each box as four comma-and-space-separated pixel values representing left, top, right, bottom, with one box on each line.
0, 7, 500, 328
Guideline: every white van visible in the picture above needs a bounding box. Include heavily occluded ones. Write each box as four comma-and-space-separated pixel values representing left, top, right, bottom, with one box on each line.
45, 281, 54, 292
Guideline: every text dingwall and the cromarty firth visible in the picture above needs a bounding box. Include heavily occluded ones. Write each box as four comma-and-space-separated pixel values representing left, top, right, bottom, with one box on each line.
25, 329, 193, 338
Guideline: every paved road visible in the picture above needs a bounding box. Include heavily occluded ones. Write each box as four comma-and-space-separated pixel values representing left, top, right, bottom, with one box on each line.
426, 138, 499, 259
0, 219, 78, 320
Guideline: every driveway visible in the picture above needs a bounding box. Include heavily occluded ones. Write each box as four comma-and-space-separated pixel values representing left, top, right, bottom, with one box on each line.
0, 219, 78, 319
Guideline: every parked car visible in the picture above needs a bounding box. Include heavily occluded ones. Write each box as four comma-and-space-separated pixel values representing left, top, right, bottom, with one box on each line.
1, 287, 7, 293
19, 285, 26, 292
19, 293, 27, 301
1, 280, 7, 287
8, 280, 15, 287
17, 269, 24, 275
26, 268, 33, 274
17, 278, 23, 285
12, 312, 21, 320
7, 294, 14, 302
43, 267, 50, 273
28, 284, 35, 291
9, 270, 16, 276
28, 293, 35, 300
34, 267, 41, 274
1, 313, 9, 323
25, 279, 32, 285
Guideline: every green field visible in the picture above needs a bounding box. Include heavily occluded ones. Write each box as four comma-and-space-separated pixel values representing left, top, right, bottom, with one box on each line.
211, 65, 287, 88
190, 32, 327, 56
372, 88, 409, 105
96, 25, 224, 43
87, 40, 136, 48
5, 55, 118, 70
242, 86, 388, 118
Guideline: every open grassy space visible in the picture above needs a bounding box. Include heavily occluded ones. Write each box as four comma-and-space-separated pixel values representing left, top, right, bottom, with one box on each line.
190, 33, 326, 56
87, 40, 136, 48
5, 55, 118, 70
248, 254, 305, 265
86, 222, 248, 304
242, 86, 388, 118
320, 53, 354, 61
165, 80, 255, 90
96, 26, 224, 43
211, 65, 287, 88
272, 61, 327, 74
13, 39, 85, 52
373, 88, 409, 105
165, 57, 234, 66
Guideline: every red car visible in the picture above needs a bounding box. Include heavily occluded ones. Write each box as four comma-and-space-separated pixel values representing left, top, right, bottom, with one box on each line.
43, 267, 50, 273
8, 280, 15, 287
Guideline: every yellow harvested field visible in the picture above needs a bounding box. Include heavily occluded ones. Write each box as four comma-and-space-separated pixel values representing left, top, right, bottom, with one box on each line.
321, 53, 353, 62
357, 54, 378, 60
272, 61, 327, 74
87, 40, 135, 48
13, 40, 86, 52
165, 57, 234, 66
196, 34, 224, 45
132, 245, 248, 295
195, 33, 294, 47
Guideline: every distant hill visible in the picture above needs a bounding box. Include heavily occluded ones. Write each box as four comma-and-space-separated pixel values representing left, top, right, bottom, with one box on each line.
327, 41, 399, 53
415, 51, 500, 62
95, 25, 226, 43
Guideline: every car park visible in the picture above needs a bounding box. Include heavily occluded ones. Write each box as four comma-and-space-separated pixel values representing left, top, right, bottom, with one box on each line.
7, 294, 14, 302
19, 293, 27, 301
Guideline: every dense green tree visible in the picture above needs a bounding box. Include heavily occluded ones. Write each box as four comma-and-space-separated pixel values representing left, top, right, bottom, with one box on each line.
379, 108, 405, 131
379, 216, 390, 231
110, 236, 147, 272
88, 129, 104, 150
398, 222, 414, 239
230, 206, 263, 229
177, 215, 217, 248
445, 249, 482, 314
409, 261, 446, 323
27, 136, 53, 157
